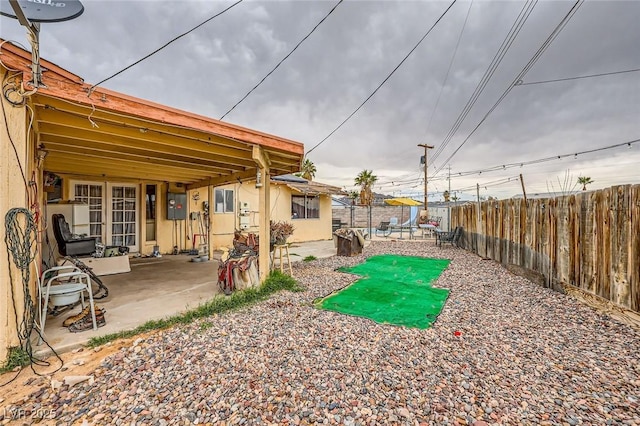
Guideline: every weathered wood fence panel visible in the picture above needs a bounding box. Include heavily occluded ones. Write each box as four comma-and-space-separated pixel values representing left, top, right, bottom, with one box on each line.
452, 185, 639, 313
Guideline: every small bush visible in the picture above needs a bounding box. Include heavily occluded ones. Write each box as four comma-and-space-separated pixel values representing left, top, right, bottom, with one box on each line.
1, 347, 30, 373
259, 270, 303, 294
303, 255, 317, 262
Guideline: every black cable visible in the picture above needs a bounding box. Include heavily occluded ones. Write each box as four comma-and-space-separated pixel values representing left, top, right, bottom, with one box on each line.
515, 67, 640, 86
220, 0, 344, 120
421, 0, 474, 142
430, 0, 538, 164
374, 137, 638, 191
0, 86, 28, 190
433, 0, 584, 175
446, 138, 640, 178
305, 0, 458, 156
89, 0, 244, 93
2, 209, 63, 386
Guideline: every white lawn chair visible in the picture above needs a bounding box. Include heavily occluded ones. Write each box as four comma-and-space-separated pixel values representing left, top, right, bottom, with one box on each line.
39, 265, 97, 338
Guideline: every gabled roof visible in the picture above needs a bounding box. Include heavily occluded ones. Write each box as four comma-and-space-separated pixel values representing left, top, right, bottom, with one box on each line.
271, 176, 346, 196
0, 39, 304, 188
271, 174, 308, 183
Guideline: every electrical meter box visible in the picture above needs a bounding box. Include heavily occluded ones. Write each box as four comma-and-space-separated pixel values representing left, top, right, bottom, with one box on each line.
240, 201, 250, 216
239, 216, 250, 230
167, 192, 187, 220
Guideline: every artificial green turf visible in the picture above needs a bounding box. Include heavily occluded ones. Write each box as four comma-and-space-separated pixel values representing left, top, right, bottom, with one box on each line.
317, 255, 450, 329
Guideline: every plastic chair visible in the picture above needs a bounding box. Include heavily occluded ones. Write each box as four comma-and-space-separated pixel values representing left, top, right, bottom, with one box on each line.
39, 265, 97, 336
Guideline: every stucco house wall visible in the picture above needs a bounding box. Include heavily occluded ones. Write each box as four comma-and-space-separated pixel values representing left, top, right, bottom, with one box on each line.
0, 39, 304, 363
1, 67, 35, 361
209, 180, 334, 250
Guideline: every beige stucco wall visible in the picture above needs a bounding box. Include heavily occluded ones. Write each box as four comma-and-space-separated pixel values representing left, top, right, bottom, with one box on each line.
48, 177, 333, 258
55, 180, 196, 257
209, 181, 333, 250
0, 72, 32, 362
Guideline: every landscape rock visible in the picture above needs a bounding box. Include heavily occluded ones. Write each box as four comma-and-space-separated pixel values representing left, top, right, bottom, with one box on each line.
22, 241, 639, 425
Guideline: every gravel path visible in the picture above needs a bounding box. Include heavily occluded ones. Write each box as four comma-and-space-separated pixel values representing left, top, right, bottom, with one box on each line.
6, 241, 640, 425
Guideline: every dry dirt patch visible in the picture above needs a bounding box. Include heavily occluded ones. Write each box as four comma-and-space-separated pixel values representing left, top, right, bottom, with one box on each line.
0, 333, 153, 417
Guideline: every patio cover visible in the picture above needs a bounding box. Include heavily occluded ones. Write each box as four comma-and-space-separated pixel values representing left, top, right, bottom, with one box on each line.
0, 39, 304, 189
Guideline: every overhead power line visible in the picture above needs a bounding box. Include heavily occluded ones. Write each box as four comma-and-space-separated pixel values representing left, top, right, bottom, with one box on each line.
429, 0, 539, 165
89, 0, 244, 94
374, 137, 639, 190
515, 67, 640, 86
432, 0, 584, 176
449, 137, 640, 178
305, 0, 458, 156
220, 0, 344, 120
421, 0, 474, 142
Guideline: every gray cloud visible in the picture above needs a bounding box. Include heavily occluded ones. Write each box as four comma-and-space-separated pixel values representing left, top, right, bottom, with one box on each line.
2, 0, 638, 199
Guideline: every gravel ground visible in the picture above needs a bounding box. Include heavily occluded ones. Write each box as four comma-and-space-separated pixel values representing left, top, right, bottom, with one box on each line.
5, 241, 640, 425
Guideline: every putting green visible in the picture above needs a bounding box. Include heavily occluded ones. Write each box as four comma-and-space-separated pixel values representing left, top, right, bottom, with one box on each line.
317, 255, 450, 329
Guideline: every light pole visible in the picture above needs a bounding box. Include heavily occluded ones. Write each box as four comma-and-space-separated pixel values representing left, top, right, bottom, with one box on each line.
418, 144, 434, 217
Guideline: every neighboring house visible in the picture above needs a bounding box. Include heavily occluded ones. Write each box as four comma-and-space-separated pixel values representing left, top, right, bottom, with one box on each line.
335, 192, 393, 206
210, 174, 345, 247
0, 40, 303, 361
332, 196, 352, 209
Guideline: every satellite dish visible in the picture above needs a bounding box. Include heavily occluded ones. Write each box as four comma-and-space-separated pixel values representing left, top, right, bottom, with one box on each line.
1, 0, 84, 88
0, 0, 84, 23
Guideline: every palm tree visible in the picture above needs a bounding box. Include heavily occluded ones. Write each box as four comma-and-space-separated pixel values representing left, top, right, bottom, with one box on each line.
577, 176, 593, 191
348, 190, 360, 205
298, 159, 316, 181
354, 170, 378, 206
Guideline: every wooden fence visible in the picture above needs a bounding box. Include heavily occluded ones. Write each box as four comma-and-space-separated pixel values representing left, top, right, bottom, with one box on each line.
451, 184, 639, 314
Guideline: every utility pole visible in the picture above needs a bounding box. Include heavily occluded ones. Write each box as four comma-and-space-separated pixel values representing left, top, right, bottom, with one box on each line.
447, 165, 451, 231
418, 144, 434, 217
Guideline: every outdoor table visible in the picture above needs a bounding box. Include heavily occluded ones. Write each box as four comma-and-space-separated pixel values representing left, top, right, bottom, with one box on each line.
417, 224, 437, 239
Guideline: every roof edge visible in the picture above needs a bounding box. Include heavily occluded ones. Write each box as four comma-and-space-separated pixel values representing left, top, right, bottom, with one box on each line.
0, 38, 304, 155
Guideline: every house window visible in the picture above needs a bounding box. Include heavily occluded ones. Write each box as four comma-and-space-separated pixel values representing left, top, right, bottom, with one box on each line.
111, 186, 137, 247
291, 195, 319, 219
74, 183, 103, 242
145, 184, 156, 241
214, 189, 234, 213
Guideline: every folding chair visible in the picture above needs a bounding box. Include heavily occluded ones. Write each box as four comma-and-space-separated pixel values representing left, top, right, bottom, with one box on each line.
375, 221, 392, 237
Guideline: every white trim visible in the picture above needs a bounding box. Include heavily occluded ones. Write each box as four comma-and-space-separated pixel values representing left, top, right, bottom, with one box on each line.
70, 180, 140, 252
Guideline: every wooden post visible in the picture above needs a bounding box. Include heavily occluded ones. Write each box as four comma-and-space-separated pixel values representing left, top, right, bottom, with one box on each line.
520, 174, 527, 204
207, 185, 212, 261
252, 146, 271, 281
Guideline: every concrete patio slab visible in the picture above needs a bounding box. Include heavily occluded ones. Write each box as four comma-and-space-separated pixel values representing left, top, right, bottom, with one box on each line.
34, 238, 362, 356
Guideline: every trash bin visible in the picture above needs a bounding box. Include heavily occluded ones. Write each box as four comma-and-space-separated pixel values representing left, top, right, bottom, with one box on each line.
334, 228, 363, 257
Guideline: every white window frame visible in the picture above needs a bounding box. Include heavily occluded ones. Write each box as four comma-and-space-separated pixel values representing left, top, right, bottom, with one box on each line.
214, 189, 234, 214
71, 180, 140, 252
291, 194, 320, 219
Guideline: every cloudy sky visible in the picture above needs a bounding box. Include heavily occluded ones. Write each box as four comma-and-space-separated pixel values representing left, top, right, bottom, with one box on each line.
1, 0, 638, 200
